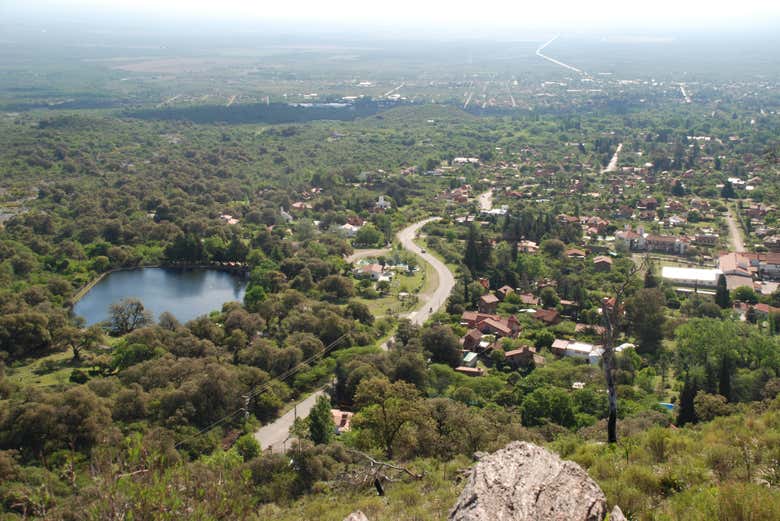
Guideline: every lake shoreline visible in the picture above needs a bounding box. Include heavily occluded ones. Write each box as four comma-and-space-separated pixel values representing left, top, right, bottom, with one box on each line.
69, 262, 249, 309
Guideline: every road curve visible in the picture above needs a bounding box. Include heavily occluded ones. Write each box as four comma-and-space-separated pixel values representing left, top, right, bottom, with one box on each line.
254, 218, 457, 452
396, 217, 456, 326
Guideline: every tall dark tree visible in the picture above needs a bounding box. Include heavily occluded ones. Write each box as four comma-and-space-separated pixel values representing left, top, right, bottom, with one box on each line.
308, 395, 334, 445
625, 288, 665, 354
643, 260, 658, 288
463, 225, 480, 276
677, 376, 699, 426
720, 181, 736, 199
715, 274, 730, 309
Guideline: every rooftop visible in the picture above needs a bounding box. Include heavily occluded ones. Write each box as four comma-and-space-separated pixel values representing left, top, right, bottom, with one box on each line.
661, 266, 721, 283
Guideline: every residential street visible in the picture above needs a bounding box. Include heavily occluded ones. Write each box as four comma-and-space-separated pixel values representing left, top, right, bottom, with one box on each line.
726, 206, 745, 252
254, 389, 325, 453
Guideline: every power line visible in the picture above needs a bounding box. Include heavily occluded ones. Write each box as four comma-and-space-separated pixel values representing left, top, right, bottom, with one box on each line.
174, 332, 350, 449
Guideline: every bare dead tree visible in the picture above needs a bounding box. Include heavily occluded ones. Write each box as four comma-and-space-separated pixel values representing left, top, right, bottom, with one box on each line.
337, 449, 424, 496
601, 260, 644, 444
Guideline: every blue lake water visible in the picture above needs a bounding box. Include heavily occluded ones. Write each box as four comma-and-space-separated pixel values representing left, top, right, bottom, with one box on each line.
73, 268, 247, 325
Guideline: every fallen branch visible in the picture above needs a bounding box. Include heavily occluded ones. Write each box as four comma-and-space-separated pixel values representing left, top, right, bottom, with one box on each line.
347, 449, 424, 480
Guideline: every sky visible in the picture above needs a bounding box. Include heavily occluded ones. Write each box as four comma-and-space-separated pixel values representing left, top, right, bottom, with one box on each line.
4, 0, 780, 37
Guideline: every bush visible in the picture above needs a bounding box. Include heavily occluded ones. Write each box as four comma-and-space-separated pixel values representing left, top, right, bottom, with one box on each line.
69, 369, 89, 384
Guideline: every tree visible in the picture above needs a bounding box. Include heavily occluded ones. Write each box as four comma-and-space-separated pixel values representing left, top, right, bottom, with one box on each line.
158, 311, 181, 331
677, 375, 699, 426
601, 261, 642, 443
354, 224, 383, 247
318, 275, 355, 301
715, 274, 730, 308
732, 285, 759, 304
463, 225, 480, 275
540, 286, 560, 309
643, 259, 658, 288
721, 181, 736, 199
347, 301, 374, 325
108, 298, 152, 335
353, 377, 425, 459
421, 324, 461, 367
308, 395, 334, 445
625, 288, 665, 354
0, 312, 52, 361
521, 386, 576, 428
58, 324, 103, 362
541, 239, 565, 257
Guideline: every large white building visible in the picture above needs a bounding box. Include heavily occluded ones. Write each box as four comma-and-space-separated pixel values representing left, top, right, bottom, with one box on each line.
661, 266, 721, 288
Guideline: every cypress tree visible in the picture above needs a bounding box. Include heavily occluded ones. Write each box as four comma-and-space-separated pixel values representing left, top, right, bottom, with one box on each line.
463, 225, 480, 275
677, 377, 699, 426
715, 274, 730, 308
309, 395, 334, 445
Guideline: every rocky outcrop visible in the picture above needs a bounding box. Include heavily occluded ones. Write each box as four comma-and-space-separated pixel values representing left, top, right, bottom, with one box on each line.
608, 506, 627, 521
449, 441, 607, 521
343, 512, 369, 521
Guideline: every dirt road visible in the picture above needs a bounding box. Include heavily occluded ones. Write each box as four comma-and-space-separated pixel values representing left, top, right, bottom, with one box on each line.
726, 207, 745, 252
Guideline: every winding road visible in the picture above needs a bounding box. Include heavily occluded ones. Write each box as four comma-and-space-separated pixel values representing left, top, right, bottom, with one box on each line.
396, 217, 456, 326
254, 217, 456, 452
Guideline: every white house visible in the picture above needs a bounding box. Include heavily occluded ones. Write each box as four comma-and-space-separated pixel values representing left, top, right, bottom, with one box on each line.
375, 196, 392, 210
339, 223, 361, 237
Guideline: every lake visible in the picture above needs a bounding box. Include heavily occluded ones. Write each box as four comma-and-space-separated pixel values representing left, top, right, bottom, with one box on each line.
73, 268, 247, 326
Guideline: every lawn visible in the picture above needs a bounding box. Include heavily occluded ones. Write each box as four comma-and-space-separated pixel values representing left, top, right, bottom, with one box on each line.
7, 349, 76, 388
355, 268, 426, 318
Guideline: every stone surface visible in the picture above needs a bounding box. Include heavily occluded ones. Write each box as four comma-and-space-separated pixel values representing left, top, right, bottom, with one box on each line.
448, 441, 607, 521
609, 506, 627, 521
343, 511, 369, 521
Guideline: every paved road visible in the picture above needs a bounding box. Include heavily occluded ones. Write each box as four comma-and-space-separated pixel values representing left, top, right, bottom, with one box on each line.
396, 217, 456, 326
478, 189, 493, 212
254, 389, 325, 453
536, 35, 585, 75
726, 206, 745, 252
601, 143, 623, 174
253, 218, 457, 452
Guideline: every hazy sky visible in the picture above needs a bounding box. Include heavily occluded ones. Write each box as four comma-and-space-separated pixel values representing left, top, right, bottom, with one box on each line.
5, 0, 780, 35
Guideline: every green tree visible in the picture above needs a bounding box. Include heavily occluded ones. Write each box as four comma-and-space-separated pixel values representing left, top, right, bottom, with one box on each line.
354, 224, 383, 247
108, 298, 152, 335
721, 181, 736, 199
521, 386, 576, 428
463, 225, 480, 276
540, 286, 560, 309
625, 288, 665, 354
715, 274, 730, 308
353, 377, 425, 458
0, 312, 52, 361
308, 395, 334, 445
421, 324, 461, 367
732, 285, 759, 304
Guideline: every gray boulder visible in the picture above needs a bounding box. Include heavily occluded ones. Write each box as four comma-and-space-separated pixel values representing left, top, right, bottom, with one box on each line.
343, 511, 369, 521
609, 506, 627, 521
449, 441, 607, 521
